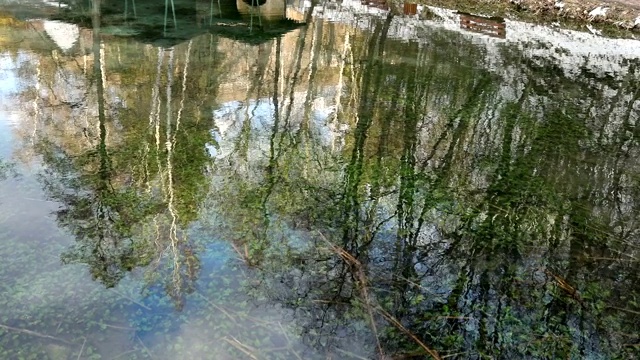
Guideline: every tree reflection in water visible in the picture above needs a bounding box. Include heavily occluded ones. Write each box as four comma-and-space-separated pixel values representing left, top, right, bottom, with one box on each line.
6, 1, 640, 358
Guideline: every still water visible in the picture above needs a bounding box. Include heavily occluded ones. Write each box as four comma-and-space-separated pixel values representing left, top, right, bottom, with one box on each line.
1, 0, 639, 359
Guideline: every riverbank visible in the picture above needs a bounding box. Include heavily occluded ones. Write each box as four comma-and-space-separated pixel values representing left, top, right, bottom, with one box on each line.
406, 0, 640, 36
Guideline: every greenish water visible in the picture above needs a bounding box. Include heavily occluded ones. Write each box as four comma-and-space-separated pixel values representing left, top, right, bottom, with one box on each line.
1, 0, 639, 359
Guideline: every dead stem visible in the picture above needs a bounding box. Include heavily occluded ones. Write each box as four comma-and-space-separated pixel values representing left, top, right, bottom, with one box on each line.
0, 323, 74, 345
613, 331, 640, 338
230, 242, 249, 264
109, 349, 139, 360
316, 231, 384, 358
608, 306, 640, 316
277, 322, 303, 360
222, 336, 258, 359
195, 291, 237, 322
442, 351, 469, 358
239, 313, 278, 327
316, 230, 443, 360
262, 346, 290, 352
110, 289, 151, 310
430, 316, 472, 320
392, 274, 434, 294
229, 242, 260, 267
76, 337, 86, 360
207, 301, 278, 328
376, 307, 442, 360
311, 299, 351, 305
358, 276, 384, 358
544, 269, 584, 305
98, 323, 135, 331
136, 335, 155, 359
220, 307, 279, 328
334, 347, 371, 359
229, 334, 257, 352
585, 256, 638, 262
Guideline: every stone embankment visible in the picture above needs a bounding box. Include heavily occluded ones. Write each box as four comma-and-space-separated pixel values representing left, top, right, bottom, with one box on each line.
411, 0, 640, 34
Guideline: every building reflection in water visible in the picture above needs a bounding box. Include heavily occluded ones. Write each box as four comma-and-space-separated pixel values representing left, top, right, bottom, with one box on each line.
459, 12, 506, 39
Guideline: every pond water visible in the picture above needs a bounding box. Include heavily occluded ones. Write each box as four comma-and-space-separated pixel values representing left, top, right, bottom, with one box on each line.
1, 0, 639, 359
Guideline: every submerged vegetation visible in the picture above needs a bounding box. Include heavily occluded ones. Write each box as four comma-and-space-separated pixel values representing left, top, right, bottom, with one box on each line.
0, 0, 639, 359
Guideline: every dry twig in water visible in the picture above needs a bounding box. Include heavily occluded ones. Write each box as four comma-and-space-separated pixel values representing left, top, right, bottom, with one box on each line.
334, 347, 371, 359
76, 337, 86, 360
109, 349, 139, 360
376, 307, 442, 360
110, 289, 151, 310
608, 306, 640, 316
316, 231, 384, 358
278, 322, 303, 360
316, 231, 442, 360
137, 335, 155, 359
196, 291, 237, 322
222, 336, 258, 359
0, 323, 74, 345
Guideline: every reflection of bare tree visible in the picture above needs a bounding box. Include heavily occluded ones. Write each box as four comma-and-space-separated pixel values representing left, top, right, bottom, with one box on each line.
206, 16, 640, 358
145, 41, 202, 310
339, 13, 393, 256
35, 0, 157, 287
12, 4, 219, 309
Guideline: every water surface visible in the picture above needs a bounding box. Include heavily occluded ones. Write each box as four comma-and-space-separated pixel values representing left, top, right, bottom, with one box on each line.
1, 0, 639, 359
